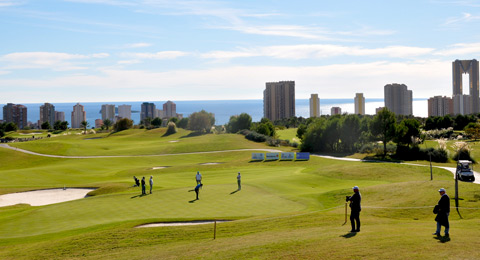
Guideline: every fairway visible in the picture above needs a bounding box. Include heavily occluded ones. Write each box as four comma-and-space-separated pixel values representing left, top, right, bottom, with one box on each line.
0, 130, 479, 259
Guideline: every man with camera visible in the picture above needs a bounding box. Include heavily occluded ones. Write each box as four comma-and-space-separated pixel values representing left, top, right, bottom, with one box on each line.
346, 186, 362, 232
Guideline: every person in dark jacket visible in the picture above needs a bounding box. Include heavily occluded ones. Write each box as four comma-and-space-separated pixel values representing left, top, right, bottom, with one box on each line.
133, 176, 140, 187
433, 188, 450, 237
346, 186, 362, 232
141, 177, 146, 195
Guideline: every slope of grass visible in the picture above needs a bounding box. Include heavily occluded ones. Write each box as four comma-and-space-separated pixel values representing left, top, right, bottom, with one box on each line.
8, 128, 282, 156
276, 128, 301, 144
0, 131, 479, 259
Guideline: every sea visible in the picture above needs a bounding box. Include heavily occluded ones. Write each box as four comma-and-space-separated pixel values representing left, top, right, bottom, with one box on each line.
1, 99, 428, 127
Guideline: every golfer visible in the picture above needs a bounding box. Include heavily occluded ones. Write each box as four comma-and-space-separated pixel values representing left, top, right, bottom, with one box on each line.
149, 176, 153, 194
196, 171, 202, 185
237, 172, 241, 191
346, 186, 361, 232
141, 176, 146, 195
189, 183, 203, 200
433, 188, 450, 237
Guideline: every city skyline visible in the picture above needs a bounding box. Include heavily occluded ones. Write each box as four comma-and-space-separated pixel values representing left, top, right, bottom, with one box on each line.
2, 1, 480, 103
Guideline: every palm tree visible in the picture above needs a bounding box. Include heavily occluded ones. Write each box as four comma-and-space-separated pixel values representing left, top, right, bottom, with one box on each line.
80, 121, 89, 134
103, 119, 112, 130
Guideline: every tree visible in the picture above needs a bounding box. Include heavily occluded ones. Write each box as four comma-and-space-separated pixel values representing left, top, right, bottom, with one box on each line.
168, 117, 178, 124
340, 114, 361, 152
5, 122, 17, 132
296, 124, 307, 140
188, 110, 215, 132
395, 118, 421, 147
142, 117, 152, 128
255, 118, 275, 137
464, 122, 480, 140
103, 119, 113, 130
151, 117, 162, 128
370, 108, 396, 157
80, 121, 89, 134
227, 113, 252, 133
114, 118, 133, 132
41, 121, 51, 130
177, 118, 189, 129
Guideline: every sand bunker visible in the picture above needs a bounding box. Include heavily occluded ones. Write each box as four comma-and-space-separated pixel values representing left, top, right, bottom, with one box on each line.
169, 140, 179, 143
19, 132, 42, 135
136, 220, 230, 228
0, 188, 95, 207
199, 162, 223, 165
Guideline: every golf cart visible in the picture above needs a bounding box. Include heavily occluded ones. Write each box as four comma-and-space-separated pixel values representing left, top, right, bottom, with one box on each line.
456, 160, 475, 182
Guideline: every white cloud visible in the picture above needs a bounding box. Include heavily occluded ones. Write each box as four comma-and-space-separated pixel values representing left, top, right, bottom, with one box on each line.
124, 42, 152, 48
444, 12, 480, 25
0, 0, 24, 7
201, 44, 434, 60
0, 52, 109, 70
0, 60, 451, 105
435, 42, 480, 56
121, 51, 188, 60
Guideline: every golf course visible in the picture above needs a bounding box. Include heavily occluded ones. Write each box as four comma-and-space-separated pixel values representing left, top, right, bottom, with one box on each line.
0, 128, 479, 259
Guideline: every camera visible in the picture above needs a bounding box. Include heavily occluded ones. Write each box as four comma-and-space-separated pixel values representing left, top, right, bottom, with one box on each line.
346, 196, 351, 202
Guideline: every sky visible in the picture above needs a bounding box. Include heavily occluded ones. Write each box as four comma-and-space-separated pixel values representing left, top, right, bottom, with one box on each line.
2, 0, 480, 104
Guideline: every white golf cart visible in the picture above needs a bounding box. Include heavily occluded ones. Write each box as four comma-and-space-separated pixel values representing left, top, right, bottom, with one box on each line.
456, 160, 475, 182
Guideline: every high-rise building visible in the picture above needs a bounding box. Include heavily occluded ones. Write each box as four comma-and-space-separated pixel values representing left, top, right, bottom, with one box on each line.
428, 96, 453, 117
141, 102, 156, 122
71, 103, 86, 129
375, 107, 385, 114
2, 103, 27, 129
55, 111, 65, 122
155, 109, 165, 119
309, 94, 320, 118
118, 105, 131, 120
354, 93, 365, 115
452, 59, 479, 113
384, 83, 413, 116
101, 104, 115, 122
39, 103, 55, 127
263, 81, 295, 122
163, 101, 176, 118
331, 107, 342, 115
95, 119, 103, 129
453, 94, 472, 115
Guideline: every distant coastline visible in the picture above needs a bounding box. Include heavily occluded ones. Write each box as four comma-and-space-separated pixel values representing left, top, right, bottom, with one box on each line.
1, 98, 427, 126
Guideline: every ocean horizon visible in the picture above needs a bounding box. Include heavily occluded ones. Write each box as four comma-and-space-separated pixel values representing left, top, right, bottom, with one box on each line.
1, 98, 427, 127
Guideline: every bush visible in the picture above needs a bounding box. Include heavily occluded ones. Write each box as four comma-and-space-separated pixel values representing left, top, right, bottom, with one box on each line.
114, 118, 133, 132
164, 122, 177, 136
393, 146, 449, 163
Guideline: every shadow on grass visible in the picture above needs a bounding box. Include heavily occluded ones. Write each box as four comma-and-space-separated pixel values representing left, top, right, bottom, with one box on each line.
180, 132, 207, 138
249, 160, 264, 163
230, 190, 240, 195
131, 194, 147, 199
189, 199, 198, 203
434, 236, 451, 243
340, 232, 357, 238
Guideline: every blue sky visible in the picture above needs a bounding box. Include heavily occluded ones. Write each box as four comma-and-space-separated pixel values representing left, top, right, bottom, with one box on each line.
1, 0, 480, 103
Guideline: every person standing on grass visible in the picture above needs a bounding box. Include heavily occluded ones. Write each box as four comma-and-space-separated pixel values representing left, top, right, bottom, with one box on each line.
433, 188, 450, 238
149, 176, 153, 194
141, 176, 146, 195
189, 183, 203, 200
346, 186, 361, 232
237, 172, 241, 191
196, 171, 202, 185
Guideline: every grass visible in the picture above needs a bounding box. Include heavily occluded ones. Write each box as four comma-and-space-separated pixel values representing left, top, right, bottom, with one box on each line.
276, 128, 301, 144
0, 130, 479, 259
8, 128, 287, 156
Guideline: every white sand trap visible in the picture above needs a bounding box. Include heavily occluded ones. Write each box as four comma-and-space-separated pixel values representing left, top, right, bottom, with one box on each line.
19, 132, 42, 135
136, 220, 230, 228
169, 140, 179, 143
151, 166, 169, 170
199, 162, 222, 165
0, 188, 95, 207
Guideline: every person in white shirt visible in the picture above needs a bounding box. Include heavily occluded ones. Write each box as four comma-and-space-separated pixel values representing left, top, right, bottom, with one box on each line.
149, 176, 153, 194
196, 171, 202, 185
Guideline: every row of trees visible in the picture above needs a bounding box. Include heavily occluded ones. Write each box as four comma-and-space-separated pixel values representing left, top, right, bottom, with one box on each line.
424, 114, 478, 130
298, 108, 421, 156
